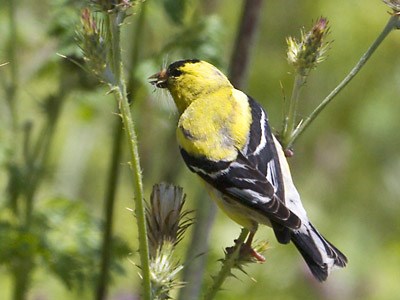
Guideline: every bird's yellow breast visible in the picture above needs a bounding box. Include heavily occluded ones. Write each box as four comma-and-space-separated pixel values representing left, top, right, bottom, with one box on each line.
176, 89, 252, 161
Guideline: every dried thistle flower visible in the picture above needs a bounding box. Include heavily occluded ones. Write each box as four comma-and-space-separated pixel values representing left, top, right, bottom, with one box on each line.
287, 17, 331, 76
146, 183, 192, 258
146, 183, 193, 258
146, 183, 192, 299
383, 0, 400, 13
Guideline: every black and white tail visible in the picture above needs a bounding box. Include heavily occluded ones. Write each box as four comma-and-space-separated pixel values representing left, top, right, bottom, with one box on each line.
273, 136, 347, 281
291, 222, 347, 281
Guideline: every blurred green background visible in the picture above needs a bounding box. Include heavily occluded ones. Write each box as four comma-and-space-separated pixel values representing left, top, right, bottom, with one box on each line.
1, 0, 400, 299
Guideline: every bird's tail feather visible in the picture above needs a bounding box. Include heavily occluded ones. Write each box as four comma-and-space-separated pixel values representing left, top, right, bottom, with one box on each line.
291, 222, 347, 281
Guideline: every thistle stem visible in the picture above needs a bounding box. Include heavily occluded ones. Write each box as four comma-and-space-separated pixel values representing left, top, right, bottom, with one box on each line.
106, 11, 151, 300
281, 73, 307, 149
96, 4, 147, 299
204, 228, 249, 300
286, 13, 400, 149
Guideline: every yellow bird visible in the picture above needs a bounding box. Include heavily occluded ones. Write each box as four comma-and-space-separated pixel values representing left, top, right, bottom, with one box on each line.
149, 59, 347, 281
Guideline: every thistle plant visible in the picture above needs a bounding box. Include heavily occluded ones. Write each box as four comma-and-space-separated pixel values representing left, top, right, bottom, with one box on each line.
280, 17, 330, 149
281, 2, 400, 150
286, 18, 330, 77
383, 0, 400, 13
77, 2, 151, 299
204, 229, 268, 300
78, 8, 109, 81
146, 183, 193, 300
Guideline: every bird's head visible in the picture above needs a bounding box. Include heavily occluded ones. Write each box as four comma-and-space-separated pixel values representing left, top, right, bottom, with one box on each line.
149, 59, 233, 113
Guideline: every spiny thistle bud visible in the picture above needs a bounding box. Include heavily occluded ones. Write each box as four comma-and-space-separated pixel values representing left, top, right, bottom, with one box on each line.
77, 8, 108, 80
146, 183, 193, 258
150, 244, 185, 300
287, 17, 331, 76
383, 0, 400, 13
81, 8, 97, 35
146, 183, 192, 299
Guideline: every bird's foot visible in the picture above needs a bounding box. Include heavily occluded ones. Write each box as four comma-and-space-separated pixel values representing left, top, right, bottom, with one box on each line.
240, 242, 266, 262
226, 241, 266, 263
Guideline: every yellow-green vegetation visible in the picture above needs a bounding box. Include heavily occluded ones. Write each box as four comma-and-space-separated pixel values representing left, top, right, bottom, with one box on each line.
1, 1, 400, 300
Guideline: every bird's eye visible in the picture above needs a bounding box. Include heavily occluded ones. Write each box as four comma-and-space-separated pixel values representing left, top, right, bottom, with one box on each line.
168, 68, 183, 77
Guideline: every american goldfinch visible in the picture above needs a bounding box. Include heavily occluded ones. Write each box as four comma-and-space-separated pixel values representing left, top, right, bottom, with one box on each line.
149, 59, 347, 281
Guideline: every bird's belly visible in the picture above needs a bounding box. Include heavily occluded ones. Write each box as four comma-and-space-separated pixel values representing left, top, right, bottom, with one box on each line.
203, 182, 272, 231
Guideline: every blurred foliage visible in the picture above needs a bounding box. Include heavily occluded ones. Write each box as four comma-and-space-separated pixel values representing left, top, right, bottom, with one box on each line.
163, 0, 193, 25
1, 0, 400, 299
0, 198, 130, 291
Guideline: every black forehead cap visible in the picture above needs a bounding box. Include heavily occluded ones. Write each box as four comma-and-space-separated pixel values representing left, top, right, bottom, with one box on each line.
167, 59, 201, 74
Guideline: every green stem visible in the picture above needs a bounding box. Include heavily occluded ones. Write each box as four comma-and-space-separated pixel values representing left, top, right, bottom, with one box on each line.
96, 119, 123, 300
286, 14, 400, 149
204, 228, 249, 300
281, 73, 307, 149
12, 259, 33, 300
96, 5, 147, 299
6, 0, 19, 216
6, 0, 18, 133
106, 11, 151, 300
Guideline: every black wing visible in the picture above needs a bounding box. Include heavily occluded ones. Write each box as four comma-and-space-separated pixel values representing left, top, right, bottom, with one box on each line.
244, 97, 285, 198
243, 97, 295, 242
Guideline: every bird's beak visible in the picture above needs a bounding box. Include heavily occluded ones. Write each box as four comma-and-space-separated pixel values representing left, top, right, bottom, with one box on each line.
148, 69, 168, 88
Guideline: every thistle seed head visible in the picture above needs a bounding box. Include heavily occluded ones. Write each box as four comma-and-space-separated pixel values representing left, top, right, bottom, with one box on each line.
383, 0, 400, 13
77, 8, 108, 80
287, 17, 331, 76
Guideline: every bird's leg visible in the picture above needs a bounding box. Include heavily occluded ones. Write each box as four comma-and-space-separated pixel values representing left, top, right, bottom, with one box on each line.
241, 231, 266, 262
